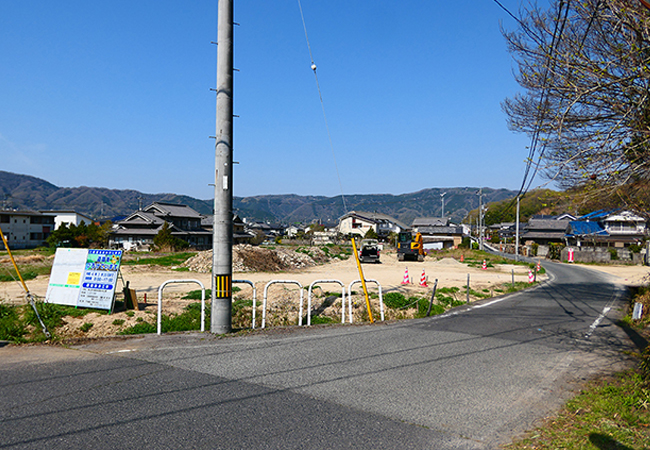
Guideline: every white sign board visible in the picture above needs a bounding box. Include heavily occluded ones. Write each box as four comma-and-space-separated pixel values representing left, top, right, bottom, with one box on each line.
633, 302, 644, 320
46, 248, 123, 310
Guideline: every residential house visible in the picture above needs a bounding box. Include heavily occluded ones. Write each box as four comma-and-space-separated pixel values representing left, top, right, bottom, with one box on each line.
0, 210, 55, 249
202, 214, 252, 245
40, 210, 94, 230
411, 217, 465, 250
521, 215, 574, 246
566, 210, 646, 248
337, 211, 407, 238
110, 202, 212, 250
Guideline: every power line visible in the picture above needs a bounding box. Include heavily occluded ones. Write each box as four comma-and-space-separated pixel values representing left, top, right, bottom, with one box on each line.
491, 0, 573, 222
297, 0, 348, 213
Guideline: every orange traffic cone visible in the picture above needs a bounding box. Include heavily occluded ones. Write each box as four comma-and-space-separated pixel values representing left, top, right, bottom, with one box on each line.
401, 267, 411, 285
419, 269, 428, 287
482, 260, 487, 270
460, 254, 464, 262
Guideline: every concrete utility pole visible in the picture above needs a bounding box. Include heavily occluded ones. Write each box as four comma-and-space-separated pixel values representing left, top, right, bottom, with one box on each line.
478, 188, 484, 251
440, 192, 447, 219
515, 196, 520, 261
211, 0, 234, 334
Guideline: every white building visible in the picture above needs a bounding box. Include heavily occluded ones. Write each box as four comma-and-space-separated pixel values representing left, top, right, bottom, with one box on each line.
40, 210, 94, 230
337, 211, 407, 238
0, 210, 55, 249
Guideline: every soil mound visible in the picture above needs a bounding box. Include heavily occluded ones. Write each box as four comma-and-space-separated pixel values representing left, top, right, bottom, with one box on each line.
182, 244, 330, 273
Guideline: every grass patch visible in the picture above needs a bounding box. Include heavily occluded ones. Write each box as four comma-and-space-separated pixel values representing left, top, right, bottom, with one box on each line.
311, 315, 335, 325
0, 304, 27, 342
0, 302, 108, 343
121, 252, 196, 267
507, 370, 650, 450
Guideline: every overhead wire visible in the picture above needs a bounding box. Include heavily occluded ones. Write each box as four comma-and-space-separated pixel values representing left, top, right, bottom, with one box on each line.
485, 0, 574, 223
297, 0, 348, 213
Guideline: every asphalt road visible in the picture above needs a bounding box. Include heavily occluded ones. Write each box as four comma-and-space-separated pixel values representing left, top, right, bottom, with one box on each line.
0, 261, 640, 449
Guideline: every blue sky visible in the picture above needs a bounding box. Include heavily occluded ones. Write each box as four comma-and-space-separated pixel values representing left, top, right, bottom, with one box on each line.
0, 1, 548, 200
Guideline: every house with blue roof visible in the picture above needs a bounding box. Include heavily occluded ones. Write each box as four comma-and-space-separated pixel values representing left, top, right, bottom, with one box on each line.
565, 210, 646, 249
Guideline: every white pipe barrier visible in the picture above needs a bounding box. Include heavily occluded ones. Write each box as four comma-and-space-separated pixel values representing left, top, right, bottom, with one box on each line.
157, 279, 206, 335
233, 279, 257, 328
348, 279, 385, 322
262, 280, 303, 329
305, 280, 350, 326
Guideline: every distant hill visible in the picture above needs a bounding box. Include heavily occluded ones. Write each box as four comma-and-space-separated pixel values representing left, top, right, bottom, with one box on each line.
0, 171, 518, 225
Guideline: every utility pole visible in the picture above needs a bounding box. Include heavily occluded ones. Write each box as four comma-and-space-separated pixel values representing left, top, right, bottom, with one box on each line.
515, 196, 520, 261
212, 0, 234, 334
440, 192, 447, 219
478, 188, 484, 251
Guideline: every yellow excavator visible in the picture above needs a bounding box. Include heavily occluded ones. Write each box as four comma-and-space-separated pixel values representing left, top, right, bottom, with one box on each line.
396, 231, 425, 261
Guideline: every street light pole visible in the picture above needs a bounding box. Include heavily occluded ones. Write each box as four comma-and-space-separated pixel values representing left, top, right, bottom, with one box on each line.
211, 0, 234, 334
440, 192, 447, 219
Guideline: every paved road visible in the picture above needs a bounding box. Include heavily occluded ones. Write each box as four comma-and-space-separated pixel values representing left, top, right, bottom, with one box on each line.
0, 262, 639, 449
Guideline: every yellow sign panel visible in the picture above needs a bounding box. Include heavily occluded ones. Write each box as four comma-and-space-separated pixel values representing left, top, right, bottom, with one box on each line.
66, 272, 81, 286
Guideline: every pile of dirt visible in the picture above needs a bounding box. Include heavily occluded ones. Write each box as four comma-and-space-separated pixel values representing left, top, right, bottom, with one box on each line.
181, 244, 330, 273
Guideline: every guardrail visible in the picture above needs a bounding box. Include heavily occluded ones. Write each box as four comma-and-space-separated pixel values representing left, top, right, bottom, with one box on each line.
348, 279, 385, 322
262, 280, 303, 329
304, 279, 350, 326
157, 279, 206, 335
233, 279, 257, 328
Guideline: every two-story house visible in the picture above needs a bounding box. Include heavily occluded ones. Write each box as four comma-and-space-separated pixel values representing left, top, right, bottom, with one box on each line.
110, 202, 212, 250
337, 211, 407, 239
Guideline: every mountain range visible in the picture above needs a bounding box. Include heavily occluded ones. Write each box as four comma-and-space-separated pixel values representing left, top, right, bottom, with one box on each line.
0, 171, 518, 225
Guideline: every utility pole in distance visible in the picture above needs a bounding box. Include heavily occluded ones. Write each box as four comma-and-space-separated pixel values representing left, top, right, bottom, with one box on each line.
440, 192, 447, 219
477, 188, 484, 251
212, 0, 233, 334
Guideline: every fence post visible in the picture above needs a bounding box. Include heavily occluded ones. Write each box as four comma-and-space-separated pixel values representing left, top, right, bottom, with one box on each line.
426, 279, 439, 317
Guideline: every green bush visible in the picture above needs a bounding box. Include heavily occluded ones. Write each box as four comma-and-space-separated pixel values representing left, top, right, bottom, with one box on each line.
608, 248, 619, 260
0, 304, 27, 342
80, 322, 93, 332
383, 292, 409, 309
311, 315, 335, 325
119, 321, 156, 335
548, 243, 564, 260
629, 244, 643, 254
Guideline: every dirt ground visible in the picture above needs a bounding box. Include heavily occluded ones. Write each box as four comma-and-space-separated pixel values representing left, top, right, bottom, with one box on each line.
1, 250, 648, 340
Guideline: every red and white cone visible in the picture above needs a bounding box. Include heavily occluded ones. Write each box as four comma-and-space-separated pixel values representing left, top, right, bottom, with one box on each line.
536, 261, 541, 272
401, 267, 411, 285
528, 269, 534, 283
419, 269, 428, 287
482, 260, 487, 270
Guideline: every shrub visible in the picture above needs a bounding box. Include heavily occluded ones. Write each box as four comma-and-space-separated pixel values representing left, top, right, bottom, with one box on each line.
608, 248, 619, 260
383, 292, 409, 309
0, 304, 27, 342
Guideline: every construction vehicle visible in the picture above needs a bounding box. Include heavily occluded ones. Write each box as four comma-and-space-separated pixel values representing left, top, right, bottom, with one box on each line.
397, 231, 425, 261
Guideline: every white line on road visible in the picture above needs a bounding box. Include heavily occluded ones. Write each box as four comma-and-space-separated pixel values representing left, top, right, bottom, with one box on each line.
585, 306, 611, 339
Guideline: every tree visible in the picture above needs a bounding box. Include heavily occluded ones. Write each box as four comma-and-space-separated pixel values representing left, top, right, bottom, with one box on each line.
46, 221, 110, 248
153, 222, 189, 251
502, 0, 650, 209
363, 228, 379, 240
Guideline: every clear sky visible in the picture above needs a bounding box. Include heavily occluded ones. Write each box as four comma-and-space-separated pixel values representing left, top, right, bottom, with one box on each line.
1, 0, 549, 200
